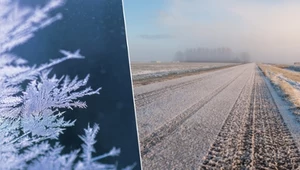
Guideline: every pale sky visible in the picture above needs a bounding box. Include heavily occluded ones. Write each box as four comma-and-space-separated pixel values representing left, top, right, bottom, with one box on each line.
124, 0, 300, 64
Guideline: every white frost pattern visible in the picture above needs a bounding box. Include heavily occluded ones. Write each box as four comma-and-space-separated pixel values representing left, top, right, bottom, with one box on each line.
0, 0, 135, 169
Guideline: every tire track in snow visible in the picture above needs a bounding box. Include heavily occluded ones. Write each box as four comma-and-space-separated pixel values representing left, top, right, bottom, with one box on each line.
134, 66, 239, 108
201, 67, 300, 169
140, 67, 248, 157
200, 66, 255, 169
134, 77, 205, 108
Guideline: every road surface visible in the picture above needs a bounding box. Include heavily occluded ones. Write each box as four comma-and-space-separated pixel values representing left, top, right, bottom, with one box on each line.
134, 63, 300, 169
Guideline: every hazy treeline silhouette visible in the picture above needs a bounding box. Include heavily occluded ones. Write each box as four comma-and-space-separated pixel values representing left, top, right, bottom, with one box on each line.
174, 47, 251, 63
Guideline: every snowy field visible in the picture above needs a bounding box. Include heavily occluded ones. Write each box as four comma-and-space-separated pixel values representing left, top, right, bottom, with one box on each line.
130, 62, 239, 80
259, 64, 300, 108
287, 65, 300, 72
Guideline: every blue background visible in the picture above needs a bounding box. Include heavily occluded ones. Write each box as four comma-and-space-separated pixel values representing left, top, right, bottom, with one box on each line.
13, 0, 141, 169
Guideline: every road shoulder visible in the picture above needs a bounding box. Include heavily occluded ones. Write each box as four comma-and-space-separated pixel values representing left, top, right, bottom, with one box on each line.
262, 69, 300, 149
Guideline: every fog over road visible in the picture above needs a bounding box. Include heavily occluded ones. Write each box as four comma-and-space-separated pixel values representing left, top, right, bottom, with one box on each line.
134, 63, 300, 169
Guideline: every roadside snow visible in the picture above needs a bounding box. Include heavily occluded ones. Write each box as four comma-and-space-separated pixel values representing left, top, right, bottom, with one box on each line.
287, 66, 300, 72
263, 75, 300, 148
277, 74, 300, 91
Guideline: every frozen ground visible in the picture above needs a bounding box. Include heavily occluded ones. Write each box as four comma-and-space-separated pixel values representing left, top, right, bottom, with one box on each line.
277, 74, 300, 91
287, 66, 300, 72
130, 62, 238, 81
264, 76, 300, 151
134, 63, 300, 169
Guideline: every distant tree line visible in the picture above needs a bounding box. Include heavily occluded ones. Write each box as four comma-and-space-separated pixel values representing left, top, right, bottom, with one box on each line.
174, 47, 251, 63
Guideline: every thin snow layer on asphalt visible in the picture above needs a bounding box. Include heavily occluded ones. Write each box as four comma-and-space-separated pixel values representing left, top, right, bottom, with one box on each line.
135, 64, 251, 139
264, 75, 300, 148
202, 69, 300, 169
131, 62, 237, 80
133, 64, 241, 98
134, 63, 256, 169
143, 65, 255, 169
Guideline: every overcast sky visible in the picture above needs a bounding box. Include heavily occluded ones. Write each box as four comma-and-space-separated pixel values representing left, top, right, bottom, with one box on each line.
124, 0, 300, 64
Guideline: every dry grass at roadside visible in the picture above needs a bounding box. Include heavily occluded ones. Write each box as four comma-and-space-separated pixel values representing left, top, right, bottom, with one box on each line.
273, 64, 290, 69
258, 63, 300, 108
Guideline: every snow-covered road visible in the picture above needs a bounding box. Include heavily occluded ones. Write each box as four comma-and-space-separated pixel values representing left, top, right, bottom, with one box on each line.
134, 63, 300, 169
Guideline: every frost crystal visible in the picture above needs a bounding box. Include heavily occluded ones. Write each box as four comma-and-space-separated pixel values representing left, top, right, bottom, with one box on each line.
0, 0, 135, 169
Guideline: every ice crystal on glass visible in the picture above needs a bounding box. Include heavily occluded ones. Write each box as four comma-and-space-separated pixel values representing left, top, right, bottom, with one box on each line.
0, 0, 134, 169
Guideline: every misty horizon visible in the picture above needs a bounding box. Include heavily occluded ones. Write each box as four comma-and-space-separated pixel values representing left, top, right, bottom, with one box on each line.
124, 0, 300, 65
